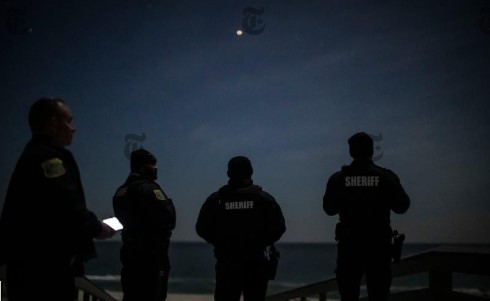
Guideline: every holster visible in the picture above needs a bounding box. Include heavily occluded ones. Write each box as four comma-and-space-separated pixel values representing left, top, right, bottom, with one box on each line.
265, 245, 280, 280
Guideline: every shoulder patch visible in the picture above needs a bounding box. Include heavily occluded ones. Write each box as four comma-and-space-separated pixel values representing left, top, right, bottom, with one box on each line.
115, 187, 128, 197
41, 158, 66, 178
153, 189, 167, 201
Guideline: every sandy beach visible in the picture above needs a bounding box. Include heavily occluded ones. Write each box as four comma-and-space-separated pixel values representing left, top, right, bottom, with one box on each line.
109, 291, 215, 301
165, 295, 215, 301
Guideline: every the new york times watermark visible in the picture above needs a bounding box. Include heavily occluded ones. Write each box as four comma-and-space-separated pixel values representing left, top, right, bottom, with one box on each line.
242, 6, 265, 35
6, 7, 33, 35
124, 133, 146, 159
368, 133, 383, 162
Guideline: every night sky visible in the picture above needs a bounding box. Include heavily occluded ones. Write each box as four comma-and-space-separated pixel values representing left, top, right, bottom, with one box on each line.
1, 0, 489, 243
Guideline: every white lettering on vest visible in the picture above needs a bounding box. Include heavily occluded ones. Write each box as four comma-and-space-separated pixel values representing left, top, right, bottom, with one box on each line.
225, 201, 255, 210
345, 176, 380, 187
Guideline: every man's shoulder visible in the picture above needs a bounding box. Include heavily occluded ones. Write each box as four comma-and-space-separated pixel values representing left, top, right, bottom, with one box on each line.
127, 176, 160, 192
256, 187, 276, 202
22, 139, 64, 161
207, 190, 221, 201
242, 184, 277, 204
14, 140, 70, 178
372, 164, 399, 177
328, 169, 346, 182
368, 164, 404, 186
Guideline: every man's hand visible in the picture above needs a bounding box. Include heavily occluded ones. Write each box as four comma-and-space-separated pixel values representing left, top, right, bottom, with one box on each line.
96, 222, 116, 240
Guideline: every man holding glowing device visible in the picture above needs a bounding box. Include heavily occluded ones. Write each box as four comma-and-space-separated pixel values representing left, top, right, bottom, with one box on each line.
0, 98, 115, 301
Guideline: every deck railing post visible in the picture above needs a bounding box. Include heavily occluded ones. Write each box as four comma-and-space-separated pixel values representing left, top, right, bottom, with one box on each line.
266, 247, 489, 301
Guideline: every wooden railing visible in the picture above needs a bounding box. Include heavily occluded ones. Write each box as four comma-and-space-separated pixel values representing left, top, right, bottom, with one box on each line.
74, 277, 118, 301
266, 246, 490, 301
2, 246, 489, 301
0, 265, 117, 301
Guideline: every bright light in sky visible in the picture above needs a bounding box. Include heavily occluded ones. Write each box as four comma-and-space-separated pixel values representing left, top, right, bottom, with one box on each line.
236, 30, 243, 36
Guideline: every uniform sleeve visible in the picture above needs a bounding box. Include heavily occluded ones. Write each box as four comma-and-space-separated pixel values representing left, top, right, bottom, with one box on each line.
113, 185, 130, 226
39, 156, 102, 240
195, 193, 219, 245
323, 172, 342, 216
139, 183, 176, 233
384, 170, 410, 214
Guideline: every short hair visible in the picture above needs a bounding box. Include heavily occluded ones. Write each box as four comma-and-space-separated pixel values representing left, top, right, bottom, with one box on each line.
28, 98, 65, 132
130, 148, 157, 172
348, 132, 374, 159
227, 156, 253, 180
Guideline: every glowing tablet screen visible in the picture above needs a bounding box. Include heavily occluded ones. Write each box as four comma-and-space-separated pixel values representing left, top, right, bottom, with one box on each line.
103, 217, 123, 231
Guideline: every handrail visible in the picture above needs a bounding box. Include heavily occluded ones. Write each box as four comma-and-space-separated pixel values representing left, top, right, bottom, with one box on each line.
75, 276, 118, 301
2, 246, 489, 301
266, 246, 490, 301
0, 264, 117, 301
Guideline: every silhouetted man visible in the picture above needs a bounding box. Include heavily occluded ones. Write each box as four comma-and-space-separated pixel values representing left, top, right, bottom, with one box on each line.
0, 97, 115, 301
323, 132, 410, 301
113, 148, 176, 301
196, 156, 286, 301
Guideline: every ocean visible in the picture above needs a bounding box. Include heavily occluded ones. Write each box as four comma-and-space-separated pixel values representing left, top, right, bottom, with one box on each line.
85, 242, 489, 297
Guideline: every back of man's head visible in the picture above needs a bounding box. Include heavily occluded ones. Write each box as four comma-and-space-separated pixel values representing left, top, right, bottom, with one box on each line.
28, 97, 65, 132
348, 132, 374, 160
227, 156, 253, 180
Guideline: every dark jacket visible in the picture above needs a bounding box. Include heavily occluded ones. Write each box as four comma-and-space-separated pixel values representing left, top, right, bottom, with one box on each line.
113, 173, 176, 253
0, 135, 102, 264
323, 159, 410, 240
196, 179, 286, 258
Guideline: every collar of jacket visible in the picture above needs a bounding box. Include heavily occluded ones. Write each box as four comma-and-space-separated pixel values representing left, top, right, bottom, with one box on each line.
227, 178, 253, 189
350, 158, 374, 167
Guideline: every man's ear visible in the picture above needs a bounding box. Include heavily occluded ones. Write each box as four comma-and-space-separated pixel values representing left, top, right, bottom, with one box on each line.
45, 116, 58, 132
49, 115, 58, 124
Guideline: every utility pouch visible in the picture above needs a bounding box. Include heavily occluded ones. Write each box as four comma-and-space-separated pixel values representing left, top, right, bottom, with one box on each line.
391, 230, 405, 263
265, 245, 280, 280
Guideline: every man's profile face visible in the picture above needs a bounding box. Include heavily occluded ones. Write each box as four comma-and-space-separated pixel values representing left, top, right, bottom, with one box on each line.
52, 102, 76, 147
142, 161, 158, 180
